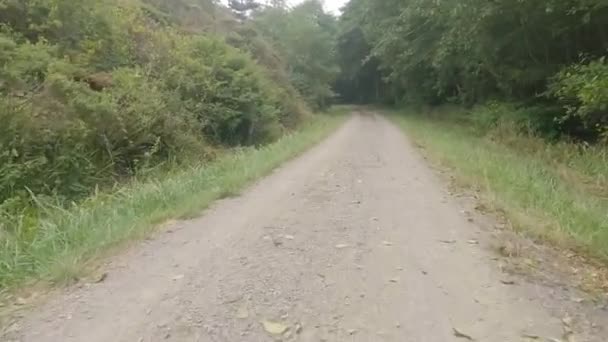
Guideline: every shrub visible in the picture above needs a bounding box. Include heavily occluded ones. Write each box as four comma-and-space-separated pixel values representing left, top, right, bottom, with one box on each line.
0, 65, 207, 203
467, 102, 561, 139
549, 58, 608, 142
0, 0, 313, 207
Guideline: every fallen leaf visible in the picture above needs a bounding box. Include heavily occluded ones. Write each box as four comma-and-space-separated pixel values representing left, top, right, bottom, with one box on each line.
172, 274, 185, 281
335, 244, 349, 249
382, 241, 393, 246
561, 316, 576, 342
92, 272, 108, 283
563, 332, 576, 342
236, 305, 249, 319
438, 239, 457, 244
389, 277, 400, 283
262, 320, 288, 335
497, 240, 521, 257
452, 327, 474, 340
294, 323, 303, 334
284, 235, 295, 240
500, 280, 516, 285
467, 240, 479, 245
348, 329, 357, 335
223, 296, 243, 304
474, 204, 486, 211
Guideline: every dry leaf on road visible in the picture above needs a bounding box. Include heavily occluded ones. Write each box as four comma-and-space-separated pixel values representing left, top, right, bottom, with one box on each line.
236, 305, 249, 319
261, 320, 288, 335
453, 327, 474, 340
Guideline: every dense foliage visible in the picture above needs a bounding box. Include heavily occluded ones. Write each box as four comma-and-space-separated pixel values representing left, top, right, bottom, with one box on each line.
335, 0, 608, 141
252, 1, 340, 109
7, 0, 607, 253
0, 0, 338, 212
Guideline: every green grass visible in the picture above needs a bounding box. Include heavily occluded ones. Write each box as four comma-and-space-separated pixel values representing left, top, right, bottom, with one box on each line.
0, 109, 348, 291
390, 108, 608, 262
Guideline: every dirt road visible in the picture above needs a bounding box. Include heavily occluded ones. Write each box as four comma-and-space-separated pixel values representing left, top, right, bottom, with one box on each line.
4, 113, 608, 341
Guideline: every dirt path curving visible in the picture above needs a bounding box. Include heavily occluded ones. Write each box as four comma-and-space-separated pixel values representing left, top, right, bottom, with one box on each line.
3, 112, 607, 341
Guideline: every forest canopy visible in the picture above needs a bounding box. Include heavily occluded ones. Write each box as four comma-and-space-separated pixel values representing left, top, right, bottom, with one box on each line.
334, 0, 608, 141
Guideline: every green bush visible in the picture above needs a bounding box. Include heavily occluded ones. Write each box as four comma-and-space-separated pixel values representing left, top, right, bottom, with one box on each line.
549, 58, 608, 142
0, 66, 206, 203
467, 102, 561, 139
0, 0, 313, 207
159, 35, 284, 146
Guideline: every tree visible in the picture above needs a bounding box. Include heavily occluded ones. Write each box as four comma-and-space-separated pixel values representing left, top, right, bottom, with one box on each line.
335, 0, 608, 138
228, 0, 260, 20
252, 0, 339, 109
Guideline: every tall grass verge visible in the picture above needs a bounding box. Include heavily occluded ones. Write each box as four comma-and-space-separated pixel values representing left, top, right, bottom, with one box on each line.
390, 108, 608, 262
0, 109, 348, 291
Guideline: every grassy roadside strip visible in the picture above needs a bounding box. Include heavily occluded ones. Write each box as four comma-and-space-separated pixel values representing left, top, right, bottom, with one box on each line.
389, 109, 608, 263
0, 108, 349, 292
